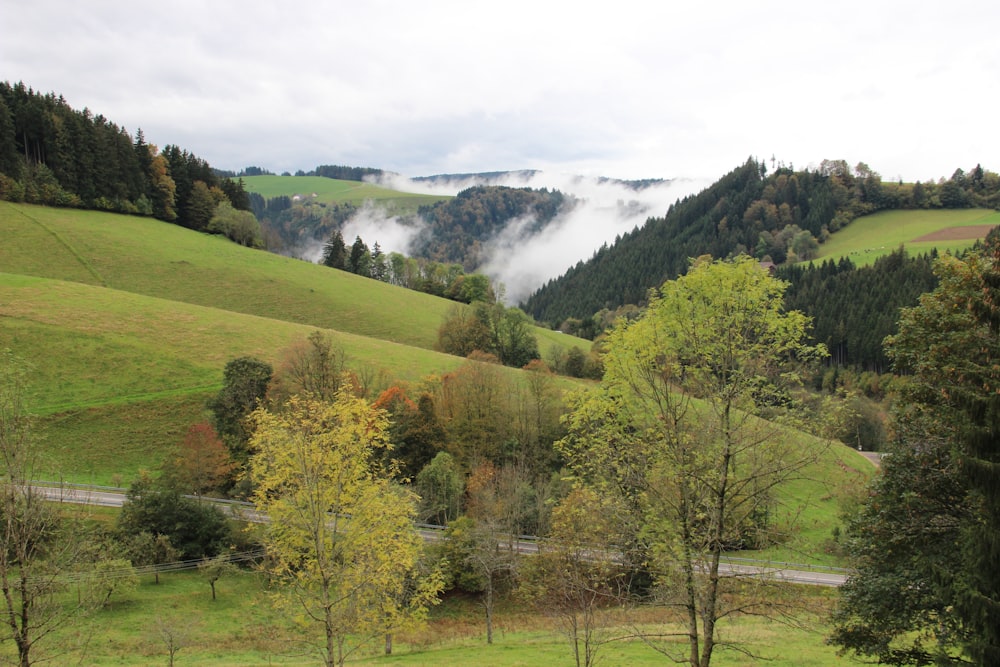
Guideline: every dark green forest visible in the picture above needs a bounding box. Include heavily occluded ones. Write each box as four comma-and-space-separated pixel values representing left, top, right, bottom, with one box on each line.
411, 185, 570, 270
524, 159, 1000, 327
0, 82, 255, 243
524, 158, 1000, 368
778, 251, 938, 372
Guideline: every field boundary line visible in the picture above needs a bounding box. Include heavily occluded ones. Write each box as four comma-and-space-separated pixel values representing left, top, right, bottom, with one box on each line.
12, 204, 106, 286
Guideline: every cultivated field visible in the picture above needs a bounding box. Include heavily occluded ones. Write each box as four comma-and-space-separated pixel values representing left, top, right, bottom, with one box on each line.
814, 207, 1000, 265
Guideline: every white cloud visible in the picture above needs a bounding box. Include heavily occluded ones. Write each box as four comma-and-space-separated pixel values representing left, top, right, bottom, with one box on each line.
2, 2, 998, 188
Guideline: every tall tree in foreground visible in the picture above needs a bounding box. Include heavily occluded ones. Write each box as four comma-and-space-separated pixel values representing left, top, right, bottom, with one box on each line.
832, 238, 1000, 664
952, 236, 1000, 664
558, 256, 827, 667
247, 391, 441, 667
1, 351, 87, 666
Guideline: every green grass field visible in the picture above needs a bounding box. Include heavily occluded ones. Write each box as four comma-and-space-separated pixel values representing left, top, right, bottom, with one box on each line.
815, 208, 1000, 266
6, 566, 842, 666
241, 175, 449, 212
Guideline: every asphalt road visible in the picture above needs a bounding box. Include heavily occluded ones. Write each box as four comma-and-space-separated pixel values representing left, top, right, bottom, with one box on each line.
31, 484, 848, 587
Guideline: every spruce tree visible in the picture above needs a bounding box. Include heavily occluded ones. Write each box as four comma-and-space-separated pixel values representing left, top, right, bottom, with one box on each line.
321, 229, 347, 269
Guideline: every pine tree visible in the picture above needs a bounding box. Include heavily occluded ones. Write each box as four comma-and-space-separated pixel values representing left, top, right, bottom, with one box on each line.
321, 230, 347, 269
349, 235, 371, 277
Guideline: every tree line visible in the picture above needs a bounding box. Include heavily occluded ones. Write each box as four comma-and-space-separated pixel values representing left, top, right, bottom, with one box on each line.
778, 249, 939, 371
320, 227, 497, 300
523, 158, 1000, 338
0, 81, 262, 247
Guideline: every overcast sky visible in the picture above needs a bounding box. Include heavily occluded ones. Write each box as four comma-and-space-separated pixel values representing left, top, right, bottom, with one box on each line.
4, 0, 997, 184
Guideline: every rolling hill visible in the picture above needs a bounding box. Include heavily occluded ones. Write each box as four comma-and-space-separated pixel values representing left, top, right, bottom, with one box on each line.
523, 159, 1000, 328
0, 200, 589, 483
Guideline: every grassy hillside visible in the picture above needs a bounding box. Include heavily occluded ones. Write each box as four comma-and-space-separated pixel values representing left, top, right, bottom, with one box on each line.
1, 202, 449, 349
1, 201, 870, 554
241, 174, 448, 212
815, 207, 1000, 266
0, 201, 591, 483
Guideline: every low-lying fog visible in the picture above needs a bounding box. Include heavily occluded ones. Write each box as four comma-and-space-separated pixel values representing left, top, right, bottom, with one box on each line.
304, 171, 707, 305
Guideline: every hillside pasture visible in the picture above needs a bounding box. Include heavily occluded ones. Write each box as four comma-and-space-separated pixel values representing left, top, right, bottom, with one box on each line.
241, 174, 448, 212
0, 202, 593, 483
814, 207, 1000, 266
0, 202, 588, 358
0, 271, 476, 484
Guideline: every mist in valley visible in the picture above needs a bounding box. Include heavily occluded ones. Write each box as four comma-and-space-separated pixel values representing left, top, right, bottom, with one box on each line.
305, 171, 707, 305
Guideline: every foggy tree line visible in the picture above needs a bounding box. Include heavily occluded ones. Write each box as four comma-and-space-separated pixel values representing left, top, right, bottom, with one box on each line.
410, 185, 571, 270
0, 81, 258, 244
253, 183, 574, 274
523, 158, 1000, 330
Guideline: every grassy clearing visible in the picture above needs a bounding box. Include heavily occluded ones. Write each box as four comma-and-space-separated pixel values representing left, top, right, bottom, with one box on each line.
241, 175, 448, 212
33, 394, 211, 485
748, 437, 872, 567
7, 568, 841, 666
815, 208, 1000, 266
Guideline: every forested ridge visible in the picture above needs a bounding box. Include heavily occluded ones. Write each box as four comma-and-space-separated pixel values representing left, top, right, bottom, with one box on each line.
0, 81, 257, 244
255, 183, 571, 272
411, 185, 570, 270
524, 157, 1000, 367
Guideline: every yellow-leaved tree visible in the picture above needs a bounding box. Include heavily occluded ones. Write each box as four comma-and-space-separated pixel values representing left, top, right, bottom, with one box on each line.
247, 391, 442, 667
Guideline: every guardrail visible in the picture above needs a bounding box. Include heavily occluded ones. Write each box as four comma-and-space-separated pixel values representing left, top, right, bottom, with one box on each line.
31, 481, 846, 578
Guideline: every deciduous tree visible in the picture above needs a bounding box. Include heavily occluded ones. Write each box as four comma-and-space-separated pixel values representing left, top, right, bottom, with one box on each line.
267, 331, 347, 406
161, 422, 234, 498
116, 474, 232, 561
520, 487, 631, 667
207, 356, 272, 478
247, 392, 441, 667
198, 552, 237, 601
414, 451, 463, 525
558, 256, 827, 667
1, 351, 89, 666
